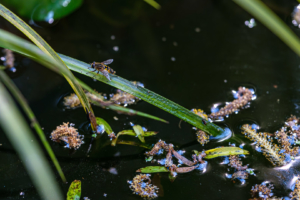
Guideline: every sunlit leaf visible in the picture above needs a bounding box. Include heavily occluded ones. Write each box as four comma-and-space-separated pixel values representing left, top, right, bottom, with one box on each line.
136, 166, 169, 173
144, 0, 161, 10
196, 147, 249, 159
67, 180, 81, 200
133, 125, 145, 143
111, 130, 136, 146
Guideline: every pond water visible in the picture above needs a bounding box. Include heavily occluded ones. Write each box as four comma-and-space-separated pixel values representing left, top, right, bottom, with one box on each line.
1, 0, 300, 199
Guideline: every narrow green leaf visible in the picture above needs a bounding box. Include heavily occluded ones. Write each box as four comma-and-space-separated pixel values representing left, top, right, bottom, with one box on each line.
0, 69, 66, 182
233, 0, 300, 57
143, 131, 158, 137
1, 0, 83, 21
133, 125, 146, 143
198, 147, 249, 159
67, 180, 81, 200
0, 82, 63, 200
96, 117, 113, 135
136, 166, 169, 173
111, 130, 136, 146
0, 28, 225, 137
77, 79, 168, 123
144, 0, 161, 10
0, 4, 96, 130
116, 140, 152, 149
59, 53, 225, 137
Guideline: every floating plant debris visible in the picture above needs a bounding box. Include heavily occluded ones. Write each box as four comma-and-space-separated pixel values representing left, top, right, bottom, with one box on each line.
64, 91, 104, 108
66, 180, 81, 200
110, 81, 143, 106
245, 18, 256, 28
2, 49, 16, 72
241, 124, 286, 166
209, 87, 254, 120
199, 147, 249, 159
250, 182, 279, 200
128, 174, 159, 200
51, 122, 84, 149
191, 109, 210, 145
290, 177, 300, 199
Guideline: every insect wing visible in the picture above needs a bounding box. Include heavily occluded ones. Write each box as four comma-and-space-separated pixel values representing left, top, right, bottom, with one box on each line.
102, 70, 111, 81
102, 59, 114, 65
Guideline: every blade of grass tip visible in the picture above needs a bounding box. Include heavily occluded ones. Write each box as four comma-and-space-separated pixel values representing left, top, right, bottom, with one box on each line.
77, 78, 168, 123
59, 53, 225, 136
233, 0, 300, 57
0, 81, 63, 200
0, 4, 96, 130
0, 69, 66, 182
144, 0, 161, 9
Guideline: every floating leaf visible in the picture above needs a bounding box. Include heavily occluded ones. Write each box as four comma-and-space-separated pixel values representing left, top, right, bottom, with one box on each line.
111, 130, 136, 146
133, 125, 145, 143
136, 166, 169, 173
96, 117, 113, 135
67, 180, 81, 200
1, 0, 83, 21
116, 140, 152, 149
195, 147, 249, 159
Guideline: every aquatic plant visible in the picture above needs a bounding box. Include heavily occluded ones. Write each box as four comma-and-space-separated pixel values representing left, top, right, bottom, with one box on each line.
290, 178, 300, 200
249, 182, 281, 200
241, 124, 286, 166
209, 87, 254, 120
128, 174, 159, 200
51, 122, 84, 149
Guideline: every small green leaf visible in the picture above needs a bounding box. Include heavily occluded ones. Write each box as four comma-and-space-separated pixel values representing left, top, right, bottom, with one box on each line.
136, 166, 169, 173
143, 131, 158, 137
133, 125, 145, 143
168, 173, 176, 182
199, 147, 249, 159
111, 130, 136, 146
1, 0, 83, 21
96, 117, 113, 135
67, 180, 81, 200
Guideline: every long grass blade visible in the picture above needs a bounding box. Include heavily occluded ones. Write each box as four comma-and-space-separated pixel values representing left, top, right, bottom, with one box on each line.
144, 0, 161, 10
0, 4, 96, 129
59, 54, 225, 136
0, 81, 63, 200
233, 0, 300, 57
0, 29, 224, 136
0, 69, 66, 182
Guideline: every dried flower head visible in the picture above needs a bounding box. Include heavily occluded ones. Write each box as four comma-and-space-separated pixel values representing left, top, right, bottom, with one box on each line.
196, 130, 210, 146
275, 128, 299, 157
209, 87, 253, 120
241, 124, 286, 166
192, 109, 208, 120
63, 93, 81, 108
51, 122, 84, 149
229, 155, 248, 171
128, 174, 158, 199
290, 177, 300, 200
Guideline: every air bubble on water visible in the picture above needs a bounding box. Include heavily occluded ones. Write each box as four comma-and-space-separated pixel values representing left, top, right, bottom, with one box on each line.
232, 90, 238, 99
221, 157, 230, 165
197, 161, 207, 172
162, 37, 166, 42
224, 79, 227, 83
245, 18, 256, 28
255, 146, 262, 152
45, 11, 54, 24
210, 103, 221, 113
111, 35, 115, 40
195, 27, 201, 32
20, 192, 25, 196
142, 127, 148, 132
113, 46, 119, 51
225, 173, 232, 179
239, 143, 245, 149
108, 167, 118, 175
173, 42, 178, 46
171, 57, 176, 61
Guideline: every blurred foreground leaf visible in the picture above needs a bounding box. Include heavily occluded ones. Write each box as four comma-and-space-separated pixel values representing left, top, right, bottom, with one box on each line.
67, 180, 81, 200
144, 0, 161, 9
136, 166, 169, 173
0, 81, 63, 200
196, 147, 249, 159
1, 0, 83, 21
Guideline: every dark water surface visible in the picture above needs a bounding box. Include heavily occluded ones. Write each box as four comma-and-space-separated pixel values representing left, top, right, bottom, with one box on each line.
1, 0, 300, 199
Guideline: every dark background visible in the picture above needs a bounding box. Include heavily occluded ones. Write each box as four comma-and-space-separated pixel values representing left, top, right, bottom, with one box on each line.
1, 0, 300, 199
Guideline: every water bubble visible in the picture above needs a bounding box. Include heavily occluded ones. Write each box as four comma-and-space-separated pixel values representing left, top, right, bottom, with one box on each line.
45, 11, 54, 24
195, 27, 201, 32
171, 57, 176, 61
173, 42, 178, 46
113, 46, 119, 51
20, 192, 25, 196
162, 37, 166, 42
245, 18, 256, 28
108, 167, 118, 175
111, 35, 115, 40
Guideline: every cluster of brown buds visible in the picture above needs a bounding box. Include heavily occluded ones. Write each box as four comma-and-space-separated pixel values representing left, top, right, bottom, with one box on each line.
209, 87, 254, 120
51, 122, 84, 149
290, 177, 300, 200
145, 140, 207, 177
128, 174, 158, 200
250, 182, 281, 200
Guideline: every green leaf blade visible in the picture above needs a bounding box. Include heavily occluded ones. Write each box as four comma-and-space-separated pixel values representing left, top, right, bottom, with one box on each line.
136, 166, 169, 173
201, 147, 249, 159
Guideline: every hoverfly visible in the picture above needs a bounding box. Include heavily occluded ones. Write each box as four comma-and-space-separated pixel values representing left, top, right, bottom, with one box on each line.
88, 59, 115, 81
